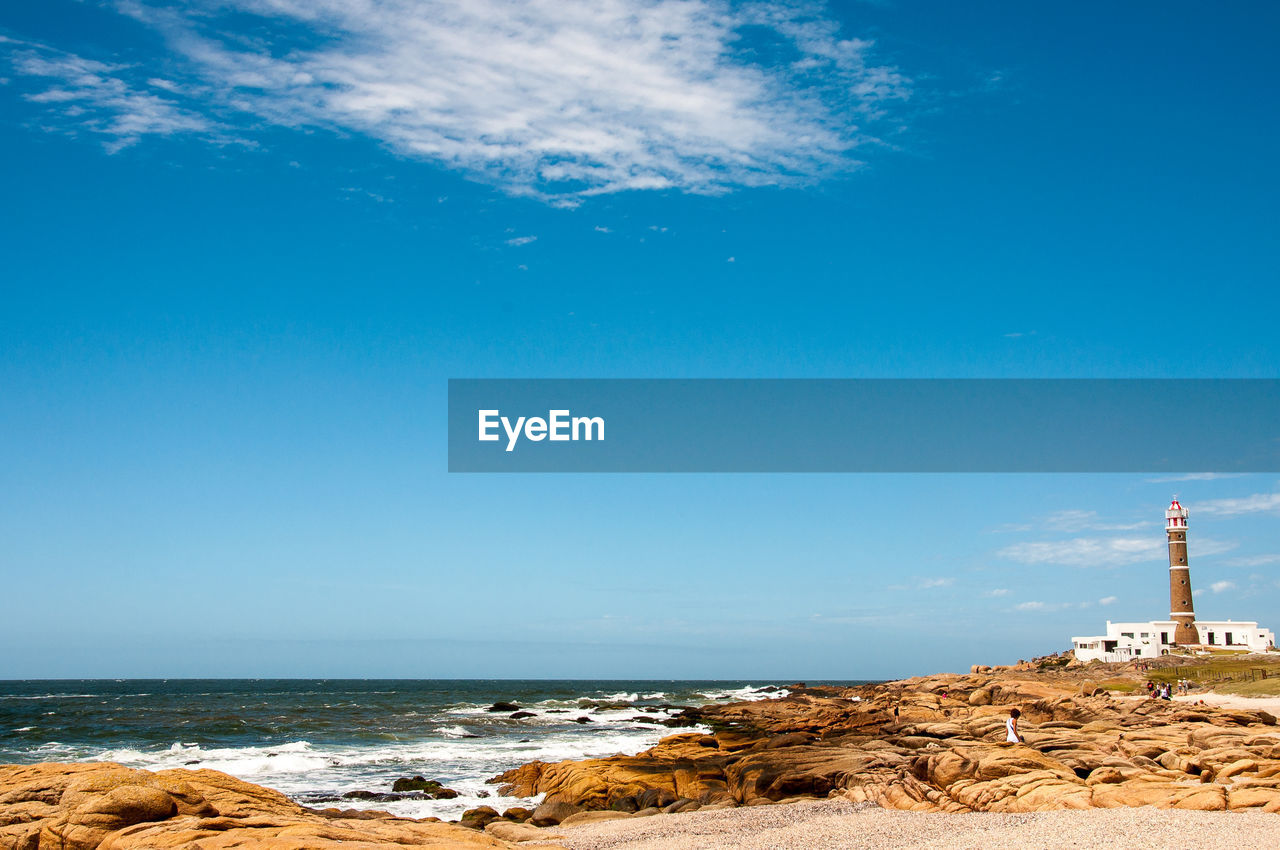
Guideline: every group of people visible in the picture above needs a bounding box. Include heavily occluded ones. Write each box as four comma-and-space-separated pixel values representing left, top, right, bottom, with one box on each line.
1145, 679, 1192, 699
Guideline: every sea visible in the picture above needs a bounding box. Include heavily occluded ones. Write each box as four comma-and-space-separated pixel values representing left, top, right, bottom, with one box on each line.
0, 679, 866, 820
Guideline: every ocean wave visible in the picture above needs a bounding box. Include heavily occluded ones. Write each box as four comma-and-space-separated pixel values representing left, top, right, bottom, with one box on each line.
0, 682, 731, 820
696, 685, 789, 702
95, 740, 334, 779
435, 726, 474, 739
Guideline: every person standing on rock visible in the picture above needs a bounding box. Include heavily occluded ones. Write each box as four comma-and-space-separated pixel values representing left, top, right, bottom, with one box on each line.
1005, 708, 1023, 744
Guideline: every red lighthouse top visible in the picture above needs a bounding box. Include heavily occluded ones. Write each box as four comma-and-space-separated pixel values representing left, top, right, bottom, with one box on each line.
1170, 498, 1182, 510
1166, 498, 1188, 529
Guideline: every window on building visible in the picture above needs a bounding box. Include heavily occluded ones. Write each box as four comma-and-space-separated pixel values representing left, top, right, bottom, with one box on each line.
1122, 632, 1134, 638
1161, 632, 1169, 644
1208, 632, 1217, 645
1226, 632, 1233, 645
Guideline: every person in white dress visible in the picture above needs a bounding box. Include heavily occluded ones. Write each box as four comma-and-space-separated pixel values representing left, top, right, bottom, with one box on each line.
1005, 708, 1022, 744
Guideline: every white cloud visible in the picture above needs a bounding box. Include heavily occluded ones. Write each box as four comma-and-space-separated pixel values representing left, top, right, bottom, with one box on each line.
1013, 599, 1090, 613
998, 536, 1161, 567
1040, 509, 1145, 533
1098, 595, 1117, 606
6, 40, 222, 151
1195, 492, 1280, 518
998, 535, 1236, 567
593, 225, 612, 233
889, 576, 955, 591
990, 522, 1032, 533
1226, 554, 1280, 568
1145, 473, 1245, 483
1209, 580, 1236, 594
505, 235, 537, 247
341, 186, 391, 203
984, 588, 1011, 597
56, 0, 911, 202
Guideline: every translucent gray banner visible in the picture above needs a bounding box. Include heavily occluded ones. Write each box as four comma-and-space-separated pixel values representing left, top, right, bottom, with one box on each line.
447, 379, 1280, 472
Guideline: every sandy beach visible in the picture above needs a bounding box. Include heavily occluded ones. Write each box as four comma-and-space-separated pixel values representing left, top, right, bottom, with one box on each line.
1171, 692, 1280, 713
557, 798, 1280, 850
1116, 691, 1280, 713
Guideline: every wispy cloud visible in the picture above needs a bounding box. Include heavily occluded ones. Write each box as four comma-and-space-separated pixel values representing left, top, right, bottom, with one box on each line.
888, 576, 955, 591
1195, 492, 1280, 517
1041, 509, 1145, 533
998, 535, 1236, 567
505, 235, 538, 247
1098, 595, 1117, 606
991, 508, 1143, 535
1209, 580, 1236, 594
984, 588, 1010, 597
340, 186, 391, 203
1225, 554, 1280, 568
998, 536, 1160, 567
4, 39, 224, 152
1145, 473, 1246, 483
1013, 600, 1091, 613
9, 0, 911, 203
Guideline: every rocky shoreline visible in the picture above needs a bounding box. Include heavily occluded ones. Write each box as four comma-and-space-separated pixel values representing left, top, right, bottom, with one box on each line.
5, 654, 1280, 848
488, 653, 1280, 820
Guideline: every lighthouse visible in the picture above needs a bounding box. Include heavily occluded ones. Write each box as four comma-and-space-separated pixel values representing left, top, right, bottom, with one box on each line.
1071, 499, 1275, 661
1167, 498, 1198, 645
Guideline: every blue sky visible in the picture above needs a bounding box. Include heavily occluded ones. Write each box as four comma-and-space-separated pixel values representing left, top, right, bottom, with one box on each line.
1, 1, 1278, 679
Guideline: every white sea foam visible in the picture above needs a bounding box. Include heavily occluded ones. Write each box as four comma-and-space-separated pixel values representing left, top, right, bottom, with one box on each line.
86, 718, 710, 820
12, 683, 792, 822
97, 740, 334, 779
435, 725, 472, 739
696, 685, 789, 702
13, 727, 36, 732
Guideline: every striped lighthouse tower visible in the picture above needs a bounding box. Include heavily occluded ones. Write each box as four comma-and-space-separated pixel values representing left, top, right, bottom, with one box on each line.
1166, 498, 1198, 645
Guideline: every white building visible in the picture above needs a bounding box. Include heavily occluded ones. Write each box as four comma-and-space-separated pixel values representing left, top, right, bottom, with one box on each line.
1072, 619, 1275, 663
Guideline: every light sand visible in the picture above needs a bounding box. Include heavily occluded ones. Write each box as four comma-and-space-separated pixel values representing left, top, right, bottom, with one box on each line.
1117, 692, 1280, 712
557, 799, 1280, 850
1171, 692, 1280, 712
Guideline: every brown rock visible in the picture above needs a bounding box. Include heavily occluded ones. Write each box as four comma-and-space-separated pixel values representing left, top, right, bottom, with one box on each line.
485, 821, 561, 841
459, 805, 501, 830
0, 763, 538, 850
530, 800, 584, 826
476, 659, 1280, 816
